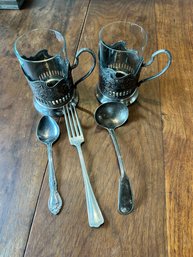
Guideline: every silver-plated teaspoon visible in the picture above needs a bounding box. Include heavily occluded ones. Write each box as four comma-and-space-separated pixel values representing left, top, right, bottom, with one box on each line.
94, 102, 134, 214
36, 116, 62, 215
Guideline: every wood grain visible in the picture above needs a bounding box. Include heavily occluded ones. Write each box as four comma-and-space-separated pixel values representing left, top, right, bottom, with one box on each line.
155, 0, 193, 256
0, 1, 90, 256
1, 0, 191, 256
24, 0, 168, 256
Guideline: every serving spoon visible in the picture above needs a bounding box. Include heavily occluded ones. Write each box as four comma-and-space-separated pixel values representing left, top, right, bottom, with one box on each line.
94, 102, 134, 214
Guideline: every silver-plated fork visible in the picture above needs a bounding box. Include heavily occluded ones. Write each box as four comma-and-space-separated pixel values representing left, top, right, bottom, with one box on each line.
63, 103, 104, 228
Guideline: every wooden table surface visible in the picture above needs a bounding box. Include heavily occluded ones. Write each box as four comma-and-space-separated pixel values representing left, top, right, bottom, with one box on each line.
0, 0, 192, 256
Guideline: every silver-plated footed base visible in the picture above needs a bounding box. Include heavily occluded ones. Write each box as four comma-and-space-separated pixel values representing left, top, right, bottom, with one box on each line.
96, 86, 139, 106
33, 90, 79, 117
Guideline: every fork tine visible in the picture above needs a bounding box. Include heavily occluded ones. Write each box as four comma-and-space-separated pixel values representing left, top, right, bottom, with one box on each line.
66, 104, 75, 137
63, 105, 74, 138
69, 104, 80, 136
63, 106, 71, 138
73, 105, 83, 136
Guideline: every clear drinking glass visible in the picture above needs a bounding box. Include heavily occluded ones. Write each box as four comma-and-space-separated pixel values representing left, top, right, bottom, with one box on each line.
97, 21, 172, 105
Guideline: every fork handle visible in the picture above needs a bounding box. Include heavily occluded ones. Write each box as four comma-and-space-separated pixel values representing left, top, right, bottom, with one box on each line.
76, 145, 104, 228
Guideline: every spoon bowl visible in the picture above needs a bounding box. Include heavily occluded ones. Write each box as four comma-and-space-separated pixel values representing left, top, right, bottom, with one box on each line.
37, 116, 60, 145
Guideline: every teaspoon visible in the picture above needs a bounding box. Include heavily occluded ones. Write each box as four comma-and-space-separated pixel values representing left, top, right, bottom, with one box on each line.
36, 116, 62, 215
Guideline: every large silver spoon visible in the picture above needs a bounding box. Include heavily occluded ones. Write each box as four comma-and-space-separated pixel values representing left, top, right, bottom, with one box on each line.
37, 116, 62, 215
94, 102, 134, 214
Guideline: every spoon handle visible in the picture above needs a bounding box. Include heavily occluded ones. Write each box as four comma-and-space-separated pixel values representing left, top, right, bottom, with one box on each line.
118, 175, 134, 214
47, 144, 62, 215
108, 129, 134, 214
76, 145, 104, 228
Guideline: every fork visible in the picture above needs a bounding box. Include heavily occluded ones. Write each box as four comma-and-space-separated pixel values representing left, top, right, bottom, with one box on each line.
63, 103, 104, 228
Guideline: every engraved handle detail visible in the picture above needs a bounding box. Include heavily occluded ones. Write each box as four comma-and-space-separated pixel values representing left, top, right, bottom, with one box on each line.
47, 144, 62, 215
77, 145, 104, 228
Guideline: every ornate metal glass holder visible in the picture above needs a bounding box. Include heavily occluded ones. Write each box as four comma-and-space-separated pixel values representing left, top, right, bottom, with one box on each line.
97, 21, 172, 105
14, 29, 96, 116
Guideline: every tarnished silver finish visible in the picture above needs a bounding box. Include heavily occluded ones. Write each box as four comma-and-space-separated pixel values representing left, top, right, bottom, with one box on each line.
98, 42, 172, 105
97, 22, 172, 105
33, 90, 79, 117
96, 85, 139, 106
63, 103, 104, 228
94, 102, 134, 214
36, 116, 62, 215
14, 29, 96, 116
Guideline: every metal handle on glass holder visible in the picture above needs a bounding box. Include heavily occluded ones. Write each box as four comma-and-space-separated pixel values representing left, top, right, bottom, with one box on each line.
71, 48, 96, 86
139, 49, 172, 85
